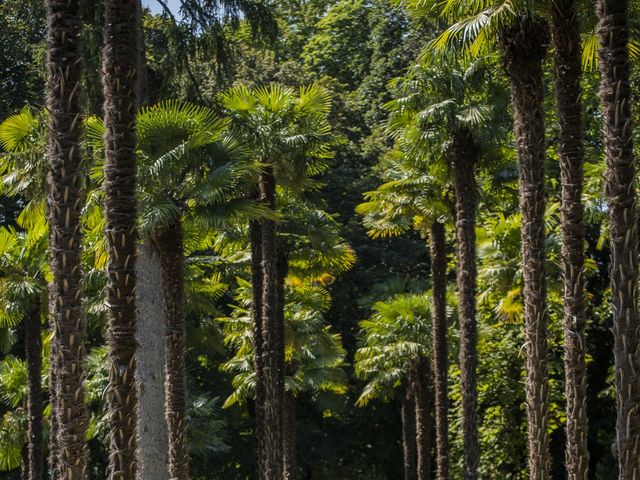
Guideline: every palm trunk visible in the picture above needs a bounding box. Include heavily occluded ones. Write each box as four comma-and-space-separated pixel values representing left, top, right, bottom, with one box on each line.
47, 284, 58, 478
452, 128, 479, 479
429, 221, 448, 480
102, 0, 141, 477
596, 1, 640, 476
413, 358, 431, 480
551, 1, 589, 478
135, 244, 170, 480
283, 390, 298, 480
45, 0, 89, 478
401, 382, 417, 480
25, 303, 43, 480
253, 165, 285, 479
501, 18, 551, 480
153, 220, 189, 480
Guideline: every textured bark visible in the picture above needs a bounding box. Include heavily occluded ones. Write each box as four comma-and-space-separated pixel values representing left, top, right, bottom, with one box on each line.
45, 0, 89, 478
401, 383, 417, 480
102, 0, 141, 478
47, 284, 59, 478
135, 244, 170, 480
429, 221, 448, 480
154, 222, 189, 480
501, 18, 551, 480
596, 1, 640, 477
551, 1, 589, 478
252, 166, 285, 480
25, 303, 43, 480
413, 358, 431, 480
283, 390, 298, 480
452, 128, 479, 480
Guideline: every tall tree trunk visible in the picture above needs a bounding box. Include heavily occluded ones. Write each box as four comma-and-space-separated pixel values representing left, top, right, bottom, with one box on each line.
45, 0, 89, 478
283, 390, 298, 480
596, 1, 640, 476
551, 1, 589, 478
102, 0, 141, 478
25, 302, 43, 480
401, 382, 417, 480
47, 284, 59, 478
153, 220, 189, 480
414, 358, 431, 480
452, 128, 479, 479
429, 221, 448, 480
252, 165, 285, 480
135, 244, 170, 480
501, 18, 551, 480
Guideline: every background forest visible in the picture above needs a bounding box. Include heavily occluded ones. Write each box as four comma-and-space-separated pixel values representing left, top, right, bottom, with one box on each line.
0, 0, 637, 479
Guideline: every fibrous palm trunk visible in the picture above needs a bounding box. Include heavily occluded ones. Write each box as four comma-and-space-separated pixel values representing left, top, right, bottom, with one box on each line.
551, 1, 589, 478
154, 221, 189, 480
283, 389, 298, 480
25, 303, 43, 480
429, 221, 448, 480
252, 165, 285, 480
596, 1, 640, 476
45, 0, 89, 478
452, 128, 479, 480
401, 382, 417, 480
102, 0, 141, 478
413, 358, 431, 480
501, 18, 551, 480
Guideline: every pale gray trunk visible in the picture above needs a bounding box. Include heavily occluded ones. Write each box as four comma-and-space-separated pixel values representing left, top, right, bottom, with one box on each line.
135, 244, 170, 480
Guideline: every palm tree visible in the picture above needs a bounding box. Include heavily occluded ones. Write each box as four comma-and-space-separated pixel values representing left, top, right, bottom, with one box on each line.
220, 84, 333, 480
101, 0, 141, 477
218, 192, 353, 480
44, 0, 89, 477
402, 2, 552, 476
357, 150, 451, 480
0, 222, 48, 480
87, 100, 260, 479
596, 0, 640, 476
550, 0, 589, 477
355, 293, 433, 480
221, 278, 348, 480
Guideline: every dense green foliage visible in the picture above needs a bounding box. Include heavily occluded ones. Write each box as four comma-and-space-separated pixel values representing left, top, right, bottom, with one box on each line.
0, 0, 638, 478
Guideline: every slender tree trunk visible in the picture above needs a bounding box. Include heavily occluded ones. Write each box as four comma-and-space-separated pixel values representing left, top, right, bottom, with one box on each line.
25, 302, 43, 480
252, 165, 285, 480
551, 1, 589, 478
102, 0, 141, 478
429, 221, 448, 480
47, 284, 59, 478
452, 128, 479, 479
153, 221, 189, 480
283, 389, 298, 480
45, 0, 89, 478
501, 18, 551, 480
414, 358, 431, 480
135, 244, 170, 480
401, 382, 417, 480
596, 1, 640, 476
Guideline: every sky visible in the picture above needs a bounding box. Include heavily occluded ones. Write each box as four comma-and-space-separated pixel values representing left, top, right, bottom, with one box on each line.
141, 0, 181, 15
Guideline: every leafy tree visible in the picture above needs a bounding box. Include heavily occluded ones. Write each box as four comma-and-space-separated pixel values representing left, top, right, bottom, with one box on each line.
0, 221, 48, 480
355, 293, 433, 480
220, 83, 333, 479
402, 1, 553, 475
221, 278, 347, 480
357, 139, 452, 479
